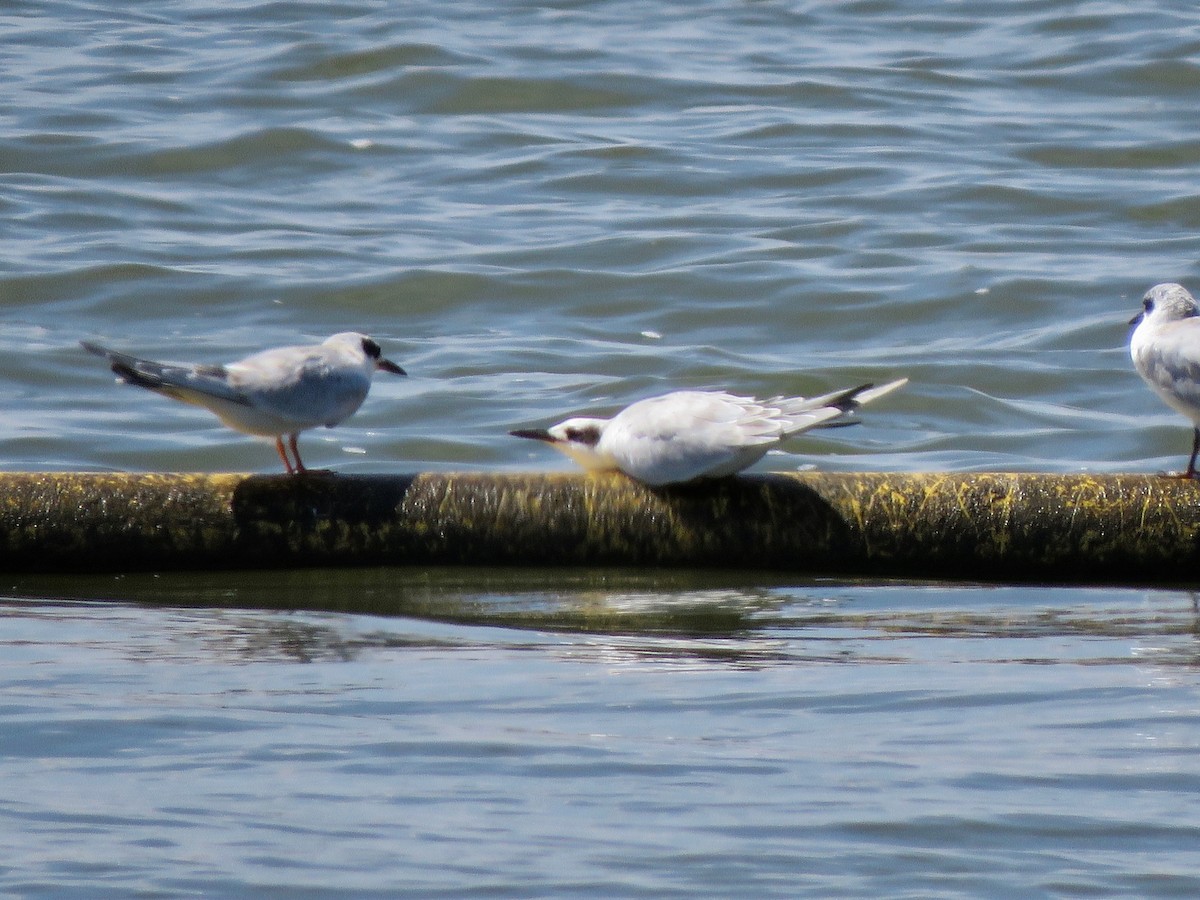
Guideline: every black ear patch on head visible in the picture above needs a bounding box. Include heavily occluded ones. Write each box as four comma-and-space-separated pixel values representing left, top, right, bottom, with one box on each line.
361, 338, 382, 359
565, 425, 601, 446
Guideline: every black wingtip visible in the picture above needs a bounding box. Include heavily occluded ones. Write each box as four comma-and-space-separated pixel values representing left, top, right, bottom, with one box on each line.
109, 360, 162, 390
832, 382, 874, 411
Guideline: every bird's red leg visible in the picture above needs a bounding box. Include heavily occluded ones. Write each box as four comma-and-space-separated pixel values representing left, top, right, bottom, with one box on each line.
1156, 429, 1200, 479
289, 434, 306, 473
1164, 428, 1200, 479
275, 436, 295, 475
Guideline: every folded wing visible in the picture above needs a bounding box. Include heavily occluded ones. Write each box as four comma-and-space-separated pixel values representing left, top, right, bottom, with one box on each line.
80, 341, 251, 408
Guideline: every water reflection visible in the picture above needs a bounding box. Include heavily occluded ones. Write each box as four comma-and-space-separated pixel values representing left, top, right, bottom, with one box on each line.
3, 573, 1198, 670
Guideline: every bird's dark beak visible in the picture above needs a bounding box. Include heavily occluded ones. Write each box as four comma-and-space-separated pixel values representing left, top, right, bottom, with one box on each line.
1129, 311, 1144, 327
377, 358, 407, 375
509, 428, 556, 443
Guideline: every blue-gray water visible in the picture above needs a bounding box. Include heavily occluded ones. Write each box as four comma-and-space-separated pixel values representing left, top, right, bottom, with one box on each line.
4, 1, 1200, 896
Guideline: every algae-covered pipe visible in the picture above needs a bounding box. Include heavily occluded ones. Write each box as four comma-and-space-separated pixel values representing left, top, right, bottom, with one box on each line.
0, 471, 1197, 583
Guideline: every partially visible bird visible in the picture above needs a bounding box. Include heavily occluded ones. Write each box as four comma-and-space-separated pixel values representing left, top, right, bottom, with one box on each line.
1129, 282, 1200, 478
510, 378, 907, 486
82, 332, 406, 474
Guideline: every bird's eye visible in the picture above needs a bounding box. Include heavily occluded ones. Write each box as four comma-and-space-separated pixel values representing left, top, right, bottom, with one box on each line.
361, 338, 382, 359
565, 426, 601, 446
1144, 298, 1154, 312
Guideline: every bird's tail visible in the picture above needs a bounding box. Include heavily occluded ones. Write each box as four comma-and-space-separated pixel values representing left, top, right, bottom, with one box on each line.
82, 341, 179, 391
775, 377, 908, 435
839, 378, 908, 411
80, 340, 245, 407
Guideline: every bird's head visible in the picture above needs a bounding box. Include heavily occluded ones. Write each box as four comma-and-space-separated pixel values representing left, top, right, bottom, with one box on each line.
1131, 283, 1198, 328
325, 332, 407, 376
510, 416, 616, 471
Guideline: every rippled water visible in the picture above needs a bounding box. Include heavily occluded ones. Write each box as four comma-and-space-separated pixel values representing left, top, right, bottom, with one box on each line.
4, 1, 1200, 896
5, 575, 1200, 896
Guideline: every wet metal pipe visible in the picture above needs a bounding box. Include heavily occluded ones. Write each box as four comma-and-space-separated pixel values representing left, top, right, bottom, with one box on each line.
0, 471, 1196, 583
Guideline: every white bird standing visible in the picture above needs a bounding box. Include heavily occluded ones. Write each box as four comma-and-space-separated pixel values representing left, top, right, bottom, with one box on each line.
1129, 282, 1200, 478
510, 378, 907, 486
82, 332, 406, 474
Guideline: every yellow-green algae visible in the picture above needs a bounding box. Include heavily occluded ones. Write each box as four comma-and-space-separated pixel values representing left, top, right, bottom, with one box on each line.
0, 470, 1198, 582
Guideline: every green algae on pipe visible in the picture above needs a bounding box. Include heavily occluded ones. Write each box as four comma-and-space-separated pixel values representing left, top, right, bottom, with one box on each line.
0, 471, 1197, 583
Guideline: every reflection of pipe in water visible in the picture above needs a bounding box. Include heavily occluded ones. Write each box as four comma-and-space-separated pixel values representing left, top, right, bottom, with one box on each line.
461, 587, 779, 635
2, 471, 1199, 585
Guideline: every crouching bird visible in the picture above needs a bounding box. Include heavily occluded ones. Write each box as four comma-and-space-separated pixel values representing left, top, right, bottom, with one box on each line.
511, 378, 906, 486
